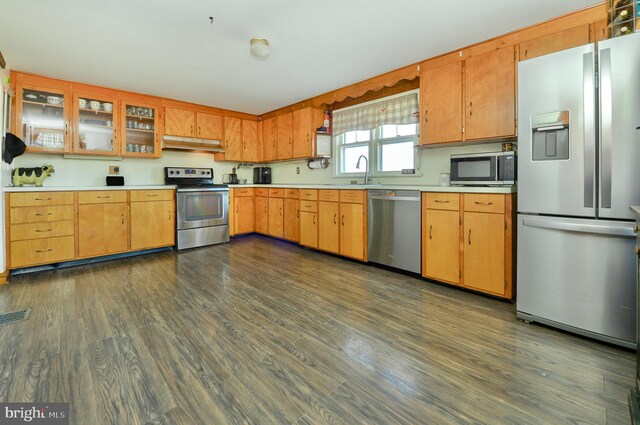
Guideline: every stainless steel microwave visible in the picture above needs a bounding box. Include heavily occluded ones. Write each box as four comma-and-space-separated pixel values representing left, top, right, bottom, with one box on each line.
450, 151, 516, 186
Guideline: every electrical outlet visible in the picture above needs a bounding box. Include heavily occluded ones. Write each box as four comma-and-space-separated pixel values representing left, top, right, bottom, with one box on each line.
296, 166, 300, 175
109, 166, 120, 175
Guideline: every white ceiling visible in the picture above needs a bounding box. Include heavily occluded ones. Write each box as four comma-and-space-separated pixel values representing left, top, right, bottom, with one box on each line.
0, 1, 598, 115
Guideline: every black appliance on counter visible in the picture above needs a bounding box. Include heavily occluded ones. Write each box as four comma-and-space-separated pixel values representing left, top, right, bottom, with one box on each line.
253, 166, 272, 184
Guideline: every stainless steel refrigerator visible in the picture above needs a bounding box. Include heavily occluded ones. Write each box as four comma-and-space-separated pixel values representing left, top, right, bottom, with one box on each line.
517, 32, 640, 349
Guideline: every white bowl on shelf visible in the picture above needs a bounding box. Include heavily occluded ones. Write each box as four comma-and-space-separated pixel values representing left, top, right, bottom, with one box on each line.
46, 96, 63, 105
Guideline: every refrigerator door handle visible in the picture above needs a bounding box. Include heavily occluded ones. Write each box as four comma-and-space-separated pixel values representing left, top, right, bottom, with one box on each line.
599, 48, 613, 209
522, 217, 635, 237
583, 51, 596, 209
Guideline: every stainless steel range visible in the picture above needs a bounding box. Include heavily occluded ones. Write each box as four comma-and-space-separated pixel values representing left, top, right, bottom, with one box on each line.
164, 167, 229, 250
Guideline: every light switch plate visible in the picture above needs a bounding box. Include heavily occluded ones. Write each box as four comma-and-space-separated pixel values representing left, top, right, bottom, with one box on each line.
296, 167, 300, 175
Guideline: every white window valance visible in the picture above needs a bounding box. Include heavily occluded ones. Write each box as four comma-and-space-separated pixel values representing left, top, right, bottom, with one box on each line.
332, 92, 419, 136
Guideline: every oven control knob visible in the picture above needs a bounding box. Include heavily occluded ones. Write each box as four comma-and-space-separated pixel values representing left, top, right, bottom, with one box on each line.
201, 171, 205, 175
176, 171, 180, 174
169, 170, 174, 175
206, 171, 211, 175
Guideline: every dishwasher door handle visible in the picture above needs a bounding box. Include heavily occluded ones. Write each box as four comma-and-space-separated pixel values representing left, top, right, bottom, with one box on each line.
368, 196, 420, 202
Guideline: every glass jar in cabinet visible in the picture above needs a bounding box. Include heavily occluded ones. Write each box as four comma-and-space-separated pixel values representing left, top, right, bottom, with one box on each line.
122, 102, 159, 157
16, 85, 71, 153
73, 92, 119, 155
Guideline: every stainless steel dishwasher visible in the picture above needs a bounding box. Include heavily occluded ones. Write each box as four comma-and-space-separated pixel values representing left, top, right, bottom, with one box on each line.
367, 189, 421, 273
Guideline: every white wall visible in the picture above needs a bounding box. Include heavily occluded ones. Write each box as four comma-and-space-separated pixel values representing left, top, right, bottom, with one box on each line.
13, 140, 508, 187
267, 142, 506, 185
12, 150, 254, 187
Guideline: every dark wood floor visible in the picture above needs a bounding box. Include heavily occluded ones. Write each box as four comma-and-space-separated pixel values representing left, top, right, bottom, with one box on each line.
0, 235, 634, 424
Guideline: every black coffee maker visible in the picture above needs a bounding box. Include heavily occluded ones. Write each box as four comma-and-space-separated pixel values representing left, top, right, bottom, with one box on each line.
253, 167, 272, 184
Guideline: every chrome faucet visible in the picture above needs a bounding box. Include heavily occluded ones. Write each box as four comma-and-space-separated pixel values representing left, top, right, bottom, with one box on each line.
356, 155, 372, 185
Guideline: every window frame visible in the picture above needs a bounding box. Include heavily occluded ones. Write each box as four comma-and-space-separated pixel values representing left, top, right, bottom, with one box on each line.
332, 89, 421, 179
334, 124, 420, 178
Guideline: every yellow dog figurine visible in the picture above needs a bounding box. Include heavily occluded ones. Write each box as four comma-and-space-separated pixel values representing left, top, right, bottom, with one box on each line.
12, 165, 55, 187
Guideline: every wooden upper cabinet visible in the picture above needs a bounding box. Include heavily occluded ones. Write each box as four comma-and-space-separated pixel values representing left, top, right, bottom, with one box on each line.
464, 46, 516, 141
224, 117, 243, 162
262, 117, 278, 161
421, 61, 463, 145
594, 19, 608, 42
519, 24, 591, 61
277, 112, 293, 160
164, 107, 195, 137
15, 83, 72, 154
292, 107, 312, 158
196, 112, 223, 140
242, 120, 260, 163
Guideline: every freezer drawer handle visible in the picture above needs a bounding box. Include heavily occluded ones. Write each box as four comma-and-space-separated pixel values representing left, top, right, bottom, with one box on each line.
522, 217, 635, 237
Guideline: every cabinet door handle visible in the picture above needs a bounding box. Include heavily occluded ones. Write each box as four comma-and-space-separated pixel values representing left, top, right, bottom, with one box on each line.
36, 249, 53, 253
35, 229, 52, 233
35, 197, 52, 201
429, 225, 432, 239
297, 210, 299, 218
147, 194, 159, 197
97, 196, 111, 199
313, 214, 316, 225
65, 123, 68, 135
425, 110, 428, 123
35, 212, 52, 216
341, 215, 345, 226
169, 210, 172, 221
474, 201, 493, 206
273, 140, 276, 148
198, 126, 201, 135
236, 205, 238, 213
333, 214, 337, 224
280, 208, 282, 216
307, 134, 309, 142
121, 214, 125, 225
434, 200, 449, 203
468, 229, 472, 245
469, 101, 472, 116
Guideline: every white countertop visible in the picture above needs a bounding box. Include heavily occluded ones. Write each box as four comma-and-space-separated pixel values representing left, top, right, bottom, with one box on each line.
232, 184, 517, 194
3, 185, 176, 192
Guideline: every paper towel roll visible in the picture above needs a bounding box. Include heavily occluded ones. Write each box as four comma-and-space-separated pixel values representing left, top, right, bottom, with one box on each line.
308, 158, 329, 169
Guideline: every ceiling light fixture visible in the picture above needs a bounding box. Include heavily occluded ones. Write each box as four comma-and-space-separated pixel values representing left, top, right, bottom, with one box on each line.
250, 38, 270, 60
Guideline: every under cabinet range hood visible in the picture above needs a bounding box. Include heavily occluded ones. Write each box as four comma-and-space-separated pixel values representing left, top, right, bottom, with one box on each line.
162, 135, 224, 152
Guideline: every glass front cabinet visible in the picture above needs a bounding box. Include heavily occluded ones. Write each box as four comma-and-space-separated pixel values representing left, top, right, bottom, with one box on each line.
16, 85, 71, 153
121, 102, 160, 158
73, 92, 119, 156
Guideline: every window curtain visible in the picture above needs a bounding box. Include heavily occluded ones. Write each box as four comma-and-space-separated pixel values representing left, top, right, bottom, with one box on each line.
332, 92, 419, 136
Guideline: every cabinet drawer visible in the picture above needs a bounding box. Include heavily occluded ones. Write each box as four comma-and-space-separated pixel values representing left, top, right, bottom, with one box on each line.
284, 189, 299, 199
233, 188, 254, 197
464, 194, 505, 214
10, 205, 75, 224
318, 190, 339, 202
424, 192, 460, 210
269, 188, 284, 198
300, 200, 318, 213
9, 192, 73, 207
10, 235, 75, 269
299, 189, 318, 201
255, 188, 269, 197
130, 190, 174, 202
340, 190, 364, 204
78, 190, 127, 204
10, 220, 74, 241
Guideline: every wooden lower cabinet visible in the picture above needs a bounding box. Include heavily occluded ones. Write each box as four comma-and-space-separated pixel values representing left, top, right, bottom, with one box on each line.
233, 196, 254, 235
318, 201, 339, 254
423, 208, 460, 285
268, 197, 284, 238
254, 195, 269, 234
299, 211, 318, 248
339, 202, 366, 260
463, 211, 506, 295
283, 198, 300, 242
11, 236, 75, 269
130, 200, 175, 250
78, 202, 128, 258
421, 192, 514, 299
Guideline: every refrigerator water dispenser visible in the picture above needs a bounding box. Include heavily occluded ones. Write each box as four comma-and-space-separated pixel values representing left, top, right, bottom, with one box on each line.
532, 110, 569, 161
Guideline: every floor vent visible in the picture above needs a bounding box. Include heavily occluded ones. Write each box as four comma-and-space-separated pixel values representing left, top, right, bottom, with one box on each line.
0, 308, 31, 325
